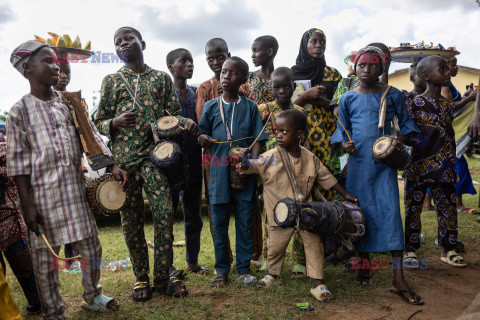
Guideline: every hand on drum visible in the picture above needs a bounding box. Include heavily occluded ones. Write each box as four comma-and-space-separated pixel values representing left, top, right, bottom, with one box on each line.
110, 164, 128, 190
396, 134, 406, 151
343, 193, 358, 205
342, 141, 356, 155
23, 205, 45, 237
184, 118, 199, 136
112, 110, 136, 128
198, 134, 217, 148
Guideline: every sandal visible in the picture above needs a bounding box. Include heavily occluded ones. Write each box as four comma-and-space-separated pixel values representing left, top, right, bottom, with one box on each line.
256, 275, 276, 288
82, 294, 120, 311
389, 288, 424, 305
310, 284, 334, 302
291, 264, 307, 278
169, 268, 185, 279
187, 265, 211, 275
152, 278, 188, 297
403, 252, 419, 269
441, 250, 467, 267
458, 207, 478, 214
354, 273, 372, 286
211, 273, 228, 287
131, 281, 152, 302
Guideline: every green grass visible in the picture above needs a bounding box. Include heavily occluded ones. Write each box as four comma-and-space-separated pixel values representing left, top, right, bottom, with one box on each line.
5, 158, 480, 319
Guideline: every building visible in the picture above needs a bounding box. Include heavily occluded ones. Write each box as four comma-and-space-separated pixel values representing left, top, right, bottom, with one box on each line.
389, 65, 480, 92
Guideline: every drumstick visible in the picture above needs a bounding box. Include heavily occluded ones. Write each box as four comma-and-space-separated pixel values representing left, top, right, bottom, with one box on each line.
248, 112, 272, 151
41, 234, 82, 261
164, 110, 185, 130
334, 113, 352, 142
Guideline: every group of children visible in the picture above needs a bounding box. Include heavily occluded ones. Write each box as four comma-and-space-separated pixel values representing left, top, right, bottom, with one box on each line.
2, 25, 475, 318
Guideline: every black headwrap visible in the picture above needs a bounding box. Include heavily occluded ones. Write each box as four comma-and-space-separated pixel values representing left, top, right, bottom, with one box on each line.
292, 28, 326, 87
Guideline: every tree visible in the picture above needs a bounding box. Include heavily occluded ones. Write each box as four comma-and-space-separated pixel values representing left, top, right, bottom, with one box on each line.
0, 111, 8, 123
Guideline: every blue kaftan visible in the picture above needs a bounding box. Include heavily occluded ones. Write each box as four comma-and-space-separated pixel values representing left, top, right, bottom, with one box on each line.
331, 87, 419, 252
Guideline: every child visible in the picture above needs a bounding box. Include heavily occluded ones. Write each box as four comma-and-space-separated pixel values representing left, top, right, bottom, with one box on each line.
403, 55, 467, 268
0, 263, 22, 320
195, 38, 260, 263
166, 48, 210, 274
258, 67, 305, 150
248, 35, 278, 104
239, 109, 356, 301
331, 46, 423, 305
403, 63, 426, 107
95, 27, 197, 301
256, 67, 305, 271
196, 38, 254, 122
198, 56, 266, 286
8, 40, 127, 318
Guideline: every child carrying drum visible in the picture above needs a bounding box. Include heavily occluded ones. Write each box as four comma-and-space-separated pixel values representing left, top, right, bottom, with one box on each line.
403, 56, 466, 268
331, 46, 423, 305
239, 109, 356, 301
8, 40, 127, 318
198, 56, 266, 287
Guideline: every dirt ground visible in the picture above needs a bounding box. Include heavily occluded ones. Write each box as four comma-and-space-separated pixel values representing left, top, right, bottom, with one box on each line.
299, 253, 480, 320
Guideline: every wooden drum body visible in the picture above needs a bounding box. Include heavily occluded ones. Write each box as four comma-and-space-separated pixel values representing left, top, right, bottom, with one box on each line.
150, 140, 189, 188
155, 116, 185, 145
228, 146, 246, 190
273, 198, 301, 228
372, 135, 411, 170
86, 173, 126, 216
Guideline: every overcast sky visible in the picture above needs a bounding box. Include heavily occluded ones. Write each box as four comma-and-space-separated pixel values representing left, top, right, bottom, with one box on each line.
0, 0, 479, 113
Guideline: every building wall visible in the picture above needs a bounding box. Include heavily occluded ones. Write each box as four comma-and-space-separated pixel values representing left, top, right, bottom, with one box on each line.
389, 70, 480, 93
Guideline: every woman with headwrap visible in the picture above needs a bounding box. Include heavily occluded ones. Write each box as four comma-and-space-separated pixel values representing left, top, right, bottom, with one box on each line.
292, 28, 342, 193
289, 28, 342, 277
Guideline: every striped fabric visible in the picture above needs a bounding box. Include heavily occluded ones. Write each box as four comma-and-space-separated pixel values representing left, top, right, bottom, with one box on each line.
6, 93, 109, 249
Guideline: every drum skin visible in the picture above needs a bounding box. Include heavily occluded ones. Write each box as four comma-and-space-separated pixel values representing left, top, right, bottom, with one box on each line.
86, 173, 126, 216
273, 198, 300, 228
156, 116, 184, 145
372, 135, 411, 170
150, 140, 189, 188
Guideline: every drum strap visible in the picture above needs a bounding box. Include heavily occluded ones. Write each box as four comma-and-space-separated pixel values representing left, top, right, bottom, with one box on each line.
117, 72, 155, 124
218, 97, 233, 142
378, 85, 392, 131
265, 102, 276, 135
276, 146, 304, 203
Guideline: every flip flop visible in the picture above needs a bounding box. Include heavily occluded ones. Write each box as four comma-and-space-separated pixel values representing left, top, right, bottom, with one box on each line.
187, 265, 211, 275
389, 288, 424, 305
82, 294, 119, 312
458, 207, 478, 214
152, 278, 188, 297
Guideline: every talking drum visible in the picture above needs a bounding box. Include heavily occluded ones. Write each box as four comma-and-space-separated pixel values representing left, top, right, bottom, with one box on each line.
150, 140, 189, 188
86, 173, 126, 216
340, 201, 366, 245
155, 116, 185, 145
273, 198, 302, 228
229, 146, 246, 190
372, 135, 411, 170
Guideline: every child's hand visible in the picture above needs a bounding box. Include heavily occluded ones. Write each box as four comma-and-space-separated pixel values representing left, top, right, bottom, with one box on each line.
343, 193, 358, 204
184, 119, 199, 136
396, 135, 406, 151
112, 110, 136, 128
342, 141, 356, 154
23, 205, 44, 237
198, 134, 217, 148
110, 164, 128, 190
